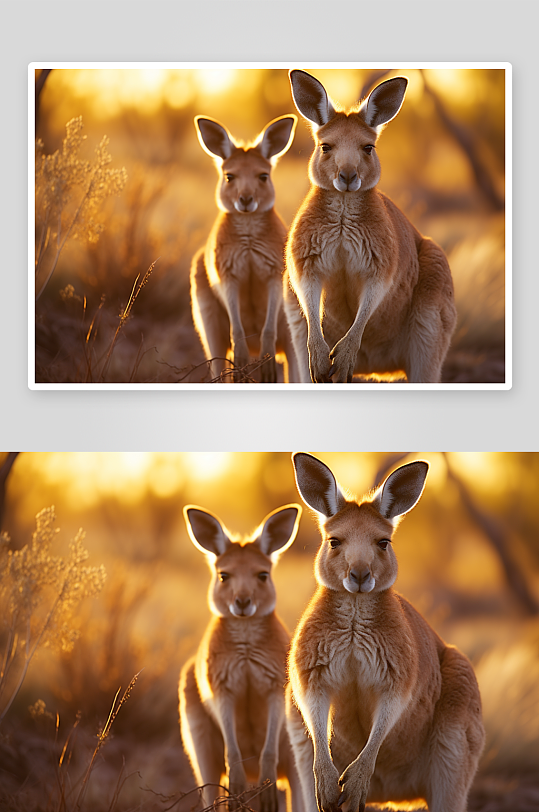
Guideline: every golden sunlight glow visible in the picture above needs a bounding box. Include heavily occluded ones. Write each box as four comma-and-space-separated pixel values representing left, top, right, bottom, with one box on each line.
401, 69, 423, 104
445, 531, 504, 590
307, 69, 424, 108
415, 452, 446, 492
10, 452, 506, 514
196, 69, 238, 97
183, 452, 233, 482
450, 452, 505, 494
427, 69, 477, 105
8, 452, 514, 553
13, 452, 239, 510
317, 453, 447, 497
11, 452, 144, 510
52, 68, 242, 119
319, 453, 378, 494
119, 451, 151, 474
312, 70, 362, 107
149, 454, 186, 498
163, 71, 196, 109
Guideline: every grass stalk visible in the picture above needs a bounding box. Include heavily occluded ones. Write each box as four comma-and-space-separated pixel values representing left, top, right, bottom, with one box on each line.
98, 260, 157, 383
74, 671, 141, 811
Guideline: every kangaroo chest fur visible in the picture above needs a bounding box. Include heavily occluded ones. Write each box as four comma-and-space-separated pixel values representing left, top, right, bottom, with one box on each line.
320, 208, 377, 276
206, 211, 287, 341
291, 589, 448, 804
196, 615, 289, 769
301, 592, 415, 699
293, 589, 443, 762
209, 212, 285, 285
198, 614, 287, 708
289, 189, 423, 366
295, 190, 399, 284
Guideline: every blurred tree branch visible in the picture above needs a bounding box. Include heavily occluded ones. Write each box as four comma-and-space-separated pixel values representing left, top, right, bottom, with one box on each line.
420, 70, 504, 212
371, 453, 411, 488
444, 454, 539, 616
35, 69, 52, 135
0, 453, 19, 531
372, 452, 538, 617
359, 70, 394, 100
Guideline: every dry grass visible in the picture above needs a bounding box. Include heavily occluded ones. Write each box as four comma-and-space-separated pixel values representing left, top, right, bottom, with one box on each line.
35, 212, 507, 386
0, 509, 106, 726
442, 215, 506, 383
476, 639, 539, 775
35, 117, 128, 303
2, 612, 537, 812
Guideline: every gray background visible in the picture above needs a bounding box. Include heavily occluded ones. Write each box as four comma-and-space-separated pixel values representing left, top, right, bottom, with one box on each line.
3, 1, 534, 452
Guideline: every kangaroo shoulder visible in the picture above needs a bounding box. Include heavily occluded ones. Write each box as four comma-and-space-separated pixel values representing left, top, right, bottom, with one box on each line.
376, 191, 417, 235
394, 593, 444, 648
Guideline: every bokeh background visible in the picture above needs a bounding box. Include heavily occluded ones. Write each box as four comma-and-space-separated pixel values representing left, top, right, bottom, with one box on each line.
33, 67, 506, 384
1, 452, 537, 811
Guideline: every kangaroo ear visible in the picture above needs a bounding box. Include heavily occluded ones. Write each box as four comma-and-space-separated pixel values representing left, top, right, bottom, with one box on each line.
292, 453, 346, 518
255, 504, 302, 559
184, 506, 230, 557
374, 461, 429, 522
360, 76, 408, 130
256, 115, 297, 161
289, 70, 335, 128
194, 117, 235, 160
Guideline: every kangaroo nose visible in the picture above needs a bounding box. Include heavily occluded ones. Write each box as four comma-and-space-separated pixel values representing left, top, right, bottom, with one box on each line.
235, 596, 251, 611
239, 195, 253, 207
339, 170, 358, 189
349, 567, 371, 586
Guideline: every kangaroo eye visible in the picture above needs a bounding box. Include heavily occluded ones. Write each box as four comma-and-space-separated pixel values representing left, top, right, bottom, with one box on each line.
320, 144, 332, 154
224, 174, 234, 183
377, 539, 390, 551
218, 572, 230, 582
363, 145, 375, 155
258, 572, 269, 582
259, 173, 269, 183
329, 538, 341, 549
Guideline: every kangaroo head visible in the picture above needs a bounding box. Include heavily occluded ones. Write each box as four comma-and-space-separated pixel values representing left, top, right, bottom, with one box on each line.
184, 504, 301, 618
292, 453, 428, 595
289, 70, 407, 194
194, 115, 297, 214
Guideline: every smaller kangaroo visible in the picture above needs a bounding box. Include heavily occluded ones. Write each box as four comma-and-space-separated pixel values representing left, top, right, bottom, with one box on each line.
284, 70, 457, 383
179, 503, 305, 812
191, 115, 299, 382
287, 453, 484, 812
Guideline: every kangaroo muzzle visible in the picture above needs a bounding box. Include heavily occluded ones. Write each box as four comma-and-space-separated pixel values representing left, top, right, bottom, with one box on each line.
344, 566, 375, 594
230, 595, 257, 617
333, 168, 362, 193
234, 193, 259, 213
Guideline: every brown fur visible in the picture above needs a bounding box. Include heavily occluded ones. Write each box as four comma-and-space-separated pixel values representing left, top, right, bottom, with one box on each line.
287, 454, 485, 812
179, 504, 305, 812
191, 115, 300, 382
284, 71, 457, 383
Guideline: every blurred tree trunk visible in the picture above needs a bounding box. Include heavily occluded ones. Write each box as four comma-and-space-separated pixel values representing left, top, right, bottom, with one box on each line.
444, 454, 539, 616
371, 452, 411, 488
35, 69, 52, 134
373, 452, 538, 617
420, 70, 504, 212
359, 70, 394, 100
0, 453, 19, 531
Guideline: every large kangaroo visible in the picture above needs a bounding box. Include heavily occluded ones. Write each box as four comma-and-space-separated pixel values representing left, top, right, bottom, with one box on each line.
179, 504, 305, 812
286, 453, 485, 812
284, 70, 457, 383
191, 115, 299, 382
